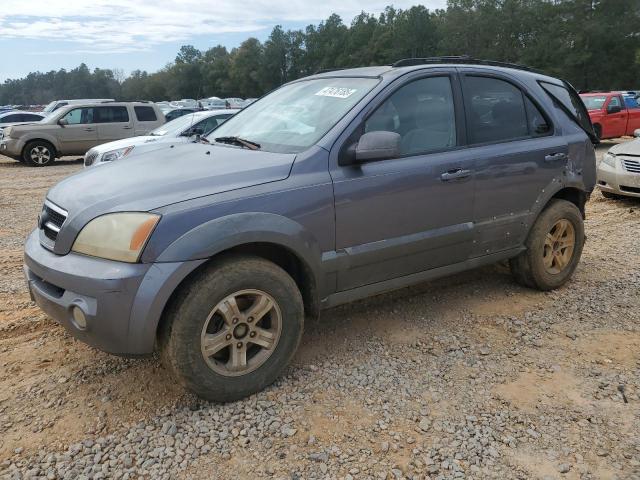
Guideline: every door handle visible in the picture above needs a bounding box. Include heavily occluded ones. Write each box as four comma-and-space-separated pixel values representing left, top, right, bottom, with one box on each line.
122, 126, 132, 130
544, 152, 568, 163
440, 168, 472, 181
83, 127, 95, 132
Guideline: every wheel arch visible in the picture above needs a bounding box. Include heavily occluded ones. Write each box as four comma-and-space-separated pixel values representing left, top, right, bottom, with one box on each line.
21, 137, 59, 159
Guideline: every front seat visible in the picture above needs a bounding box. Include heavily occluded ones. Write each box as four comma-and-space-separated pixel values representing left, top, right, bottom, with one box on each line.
401, 99, 455, 155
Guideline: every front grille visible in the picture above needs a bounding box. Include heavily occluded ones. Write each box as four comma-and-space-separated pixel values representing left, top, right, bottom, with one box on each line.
622, 158, 640, 174
84, 150, 98, 167
41, 201, 67, 244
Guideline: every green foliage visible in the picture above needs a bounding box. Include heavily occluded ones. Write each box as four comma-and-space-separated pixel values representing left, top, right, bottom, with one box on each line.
2, 0, 639, 105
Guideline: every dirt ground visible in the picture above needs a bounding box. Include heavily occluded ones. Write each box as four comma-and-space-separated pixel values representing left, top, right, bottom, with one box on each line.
0, 142, 638, 480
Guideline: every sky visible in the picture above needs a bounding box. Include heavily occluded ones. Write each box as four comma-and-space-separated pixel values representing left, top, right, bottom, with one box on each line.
0, 0, 447, 82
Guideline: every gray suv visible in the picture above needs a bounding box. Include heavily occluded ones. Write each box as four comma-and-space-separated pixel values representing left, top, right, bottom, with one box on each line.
24, 58, 596, 402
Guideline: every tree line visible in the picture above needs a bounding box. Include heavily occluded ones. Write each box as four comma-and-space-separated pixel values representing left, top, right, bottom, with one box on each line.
1, 0, 639, 105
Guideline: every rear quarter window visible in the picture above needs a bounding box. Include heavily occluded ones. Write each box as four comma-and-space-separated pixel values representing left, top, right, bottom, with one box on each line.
540, 81, 594, 138
134, 106, 158, 122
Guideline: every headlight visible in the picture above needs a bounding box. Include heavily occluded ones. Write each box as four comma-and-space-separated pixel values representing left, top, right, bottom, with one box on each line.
72, 213, 160, 263
3, 127, 12, 138
601, 152, 616, 168
101, 146, 134, 163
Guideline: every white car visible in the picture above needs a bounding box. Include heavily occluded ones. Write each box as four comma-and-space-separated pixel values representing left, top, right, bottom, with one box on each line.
84, 109, 234, 167
0, 111, 45, 140
598, 129, 640, 199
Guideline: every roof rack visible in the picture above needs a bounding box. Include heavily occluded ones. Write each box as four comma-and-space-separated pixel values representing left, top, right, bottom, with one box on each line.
314, 68, 345, 74
392, 56, 543, 74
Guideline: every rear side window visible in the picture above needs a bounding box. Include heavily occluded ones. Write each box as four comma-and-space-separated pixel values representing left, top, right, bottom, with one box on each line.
2, 114, 21, 122
462, 76, 530, 144
365, 76, 457, 156
134, 106, 158, 122
94, 106, 129, 123
23, 114, 43, 121
540, 81, 594, 138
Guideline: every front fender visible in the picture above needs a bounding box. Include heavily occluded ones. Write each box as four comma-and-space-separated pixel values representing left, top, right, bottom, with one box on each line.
154, 211, 323, 280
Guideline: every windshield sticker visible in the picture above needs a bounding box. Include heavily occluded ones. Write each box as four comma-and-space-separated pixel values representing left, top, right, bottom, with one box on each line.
315, 87, 357, 99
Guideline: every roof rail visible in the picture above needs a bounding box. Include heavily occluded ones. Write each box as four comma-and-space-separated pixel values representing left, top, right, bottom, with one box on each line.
314, 68, 345, 74
392, 56, 543, 74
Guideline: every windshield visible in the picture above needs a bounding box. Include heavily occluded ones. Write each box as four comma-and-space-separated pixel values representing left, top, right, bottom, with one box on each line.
42, 101, 58, 113
208, 77, 379, 153
150, 113, 201, 136
580, 95, 607, 110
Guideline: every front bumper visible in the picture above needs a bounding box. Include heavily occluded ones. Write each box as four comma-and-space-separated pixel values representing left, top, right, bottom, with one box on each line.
597, 159, 640, 198
0, 137, 22, 159
24, 229, 205, 355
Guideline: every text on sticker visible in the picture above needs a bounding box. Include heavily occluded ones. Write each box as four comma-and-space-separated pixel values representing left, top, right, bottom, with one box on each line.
315, 87, 357, 99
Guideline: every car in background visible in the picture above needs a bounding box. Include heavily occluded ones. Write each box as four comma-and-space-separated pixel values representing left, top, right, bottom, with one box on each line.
0, 111, 46, 140
0, 106, 14, 114
42, 99, 115, 114
224, 98, 245, 109
622, 94, 640, 109
164, 108, 200, 122
0, 102, 164, 166
580, 91, 640, 140
597, 129, 640, 199
243, 98, 257, 107
84, 109, 235, 167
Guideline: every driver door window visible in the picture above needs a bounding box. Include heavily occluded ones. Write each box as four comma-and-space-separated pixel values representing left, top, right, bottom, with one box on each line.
63, 108, 94, 125
364, 76, 457, 156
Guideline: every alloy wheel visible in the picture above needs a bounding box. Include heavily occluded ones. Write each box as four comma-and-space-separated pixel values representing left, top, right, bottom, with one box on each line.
543, 219, 575, 274
200, 289, 282, 377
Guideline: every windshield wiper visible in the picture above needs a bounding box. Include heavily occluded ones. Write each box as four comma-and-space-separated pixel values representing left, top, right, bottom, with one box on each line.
214, 136, 261, 150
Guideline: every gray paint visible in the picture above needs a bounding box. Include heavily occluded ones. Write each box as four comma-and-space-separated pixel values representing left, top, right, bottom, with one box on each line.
24, 63, 596, 356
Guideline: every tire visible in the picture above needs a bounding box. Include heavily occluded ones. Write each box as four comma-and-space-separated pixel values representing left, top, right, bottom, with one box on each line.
160, 255, 304, 402
22, 140, 56, 167
594, 124, 602, 142
509, 199, 584, 291
601, 190, 620, 200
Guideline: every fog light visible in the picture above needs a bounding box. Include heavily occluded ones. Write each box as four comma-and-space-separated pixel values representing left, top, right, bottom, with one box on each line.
71, 306, 87, 329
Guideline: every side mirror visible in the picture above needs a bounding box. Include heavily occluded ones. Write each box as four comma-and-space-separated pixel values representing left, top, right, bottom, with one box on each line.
58, 118, 68, 127
634, 129, 640, 138
607, 104, 622, 114
346, 131, 401, 164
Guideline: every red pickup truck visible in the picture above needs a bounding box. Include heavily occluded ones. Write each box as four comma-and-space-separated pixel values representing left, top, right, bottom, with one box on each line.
579, 92, 640, 140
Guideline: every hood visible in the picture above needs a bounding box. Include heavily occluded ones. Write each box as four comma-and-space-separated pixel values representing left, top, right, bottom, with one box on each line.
610, 138, 640, 156
89, 135, 171, 155
47, 143, 296, 253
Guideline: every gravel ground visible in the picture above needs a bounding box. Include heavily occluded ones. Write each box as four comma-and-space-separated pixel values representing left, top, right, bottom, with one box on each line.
0, 143, 638, 480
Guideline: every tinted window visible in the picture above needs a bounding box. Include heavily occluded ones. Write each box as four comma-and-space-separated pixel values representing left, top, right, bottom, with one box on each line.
23, 114, 43, 121
1, 114, 21, 122
365, 76, 456, 155
134, 106, 157, 122
540, 81, 594, 138
62, 108, 94, 125
94, 106, 129, 123
463, 76, 528, 144
525, 97, 551, 137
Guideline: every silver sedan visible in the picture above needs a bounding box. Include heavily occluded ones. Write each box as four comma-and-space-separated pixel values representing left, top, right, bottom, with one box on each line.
597, 130, 640, 198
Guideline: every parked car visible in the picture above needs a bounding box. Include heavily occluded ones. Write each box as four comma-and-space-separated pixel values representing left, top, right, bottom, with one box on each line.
84, 109, 235, 167
243, 98, 258, 107
579, 91, 640, 140
0, 111, 45, 140
224, 98, 245, 109
0, 102, 164, 166
23, 58, 596, 401
164, 108, 199, 122
597, 129, 640, 198
42, 99, 115, 114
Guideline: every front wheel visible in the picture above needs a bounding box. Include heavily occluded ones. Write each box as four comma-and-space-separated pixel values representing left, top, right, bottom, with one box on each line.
510, 199, 585, 291
160, 255, 304, 402
22, 140, 56, 166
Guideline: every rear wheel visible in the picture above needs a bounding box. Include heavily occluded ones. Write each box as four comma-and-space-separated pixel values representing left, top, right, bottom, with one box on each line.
160, 255, 304, 402
510, 199, 584, 291
22, 140, 56, 166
